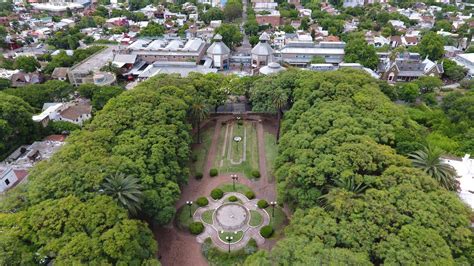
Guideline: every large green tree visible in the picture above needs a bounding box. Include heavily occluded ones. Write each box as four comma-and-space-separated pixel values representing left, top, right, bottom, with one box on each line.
418, 31, 445, 61
14, 56, 40, 73
215, 24, 243, 50
343, 34, 378, 69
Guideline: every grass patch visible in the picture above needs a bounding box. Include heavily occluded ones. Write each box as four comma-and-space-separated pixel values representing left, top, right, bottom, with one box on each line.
202, 238, 258, 265
213, 121, 259, 178
249, 210, 263, 227
217, 183, 254, 195
202, 209, 214, 224
176, 203, 199, 231
264, 131, 278, 181
265, 206, 287, 238
218, 231, 244, 243
192, 126, 213, 174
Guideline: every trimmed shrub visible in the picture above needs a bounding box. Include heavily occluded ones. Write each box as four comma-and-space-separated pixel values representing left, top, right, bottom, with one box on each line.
251, 169, 260, 178
228, 195, 238, 202
196, 196, 209, 207
190, 153, 198, 162
210, 188, 224, 200
209, 168, 218, 177
260, 225, 273, 238
257, 199, 268, 209
245, 190, 255, 199
189, 222, 204, 235
195, 172, 203, 180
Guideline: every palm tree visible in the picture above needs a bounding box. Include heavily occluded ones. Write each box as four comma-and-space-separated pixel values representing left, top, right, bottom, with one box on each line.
102, 173, 143, 215
408, 145, 458, 191
272, 90, 288, 143
318, 177, 368, 210
189, 97, 209, 143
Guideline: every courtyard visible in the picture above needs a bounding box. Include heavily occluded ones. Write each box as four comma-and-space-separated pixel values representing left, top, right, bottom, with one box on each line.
154, 114, 287, 266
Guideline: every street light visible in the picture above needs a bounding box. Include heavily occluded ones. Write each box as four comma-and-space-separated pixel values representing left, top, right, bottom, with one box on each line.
231, 174, 239, 191
270, 201, 277, 218
226, 236, 234, 253
186, 201, 193, 218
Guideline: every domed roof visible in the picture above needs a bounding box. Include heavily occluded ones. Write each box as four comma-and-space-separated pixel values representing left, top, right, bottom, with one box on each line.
207, 35, 230, 55
259, 62, 285, 75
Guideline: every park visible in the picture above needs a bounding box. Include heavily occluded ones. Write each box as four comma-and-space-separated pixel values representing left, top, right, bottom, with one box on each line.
155, 114, 287, 266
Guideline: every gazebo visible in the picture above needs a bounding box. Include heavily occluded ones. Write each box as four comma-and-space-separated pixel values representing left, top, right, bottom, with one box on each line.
206, 34, 231, 70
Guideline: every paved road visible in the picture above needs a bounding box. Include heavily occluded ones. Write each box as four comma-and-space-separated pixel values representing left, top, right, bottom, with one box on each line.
237, 0, 252, 53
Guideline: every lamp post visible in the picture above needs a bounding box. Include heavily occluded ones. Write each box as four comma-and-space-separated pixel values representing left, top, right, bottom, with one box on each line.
270, 201, 277, 218
186, 201, 193, 218
231, 174, 239, 191
236, 116, 241, 127
226, 236, 234, 253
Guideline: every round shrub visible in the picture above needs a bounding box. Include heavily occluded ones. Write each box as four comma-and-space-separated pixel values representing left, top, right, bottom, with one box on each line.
257, 199, 268, 209
189, 222, 204, 235
195, 172, 203, 180
228, 195, 238, 202
196, 196, 209, 207
209, 168, 218, 177
251, 170, 260, 178
210, 188, 224, 200
260, 225, 273, 238
245, 190, 255, 199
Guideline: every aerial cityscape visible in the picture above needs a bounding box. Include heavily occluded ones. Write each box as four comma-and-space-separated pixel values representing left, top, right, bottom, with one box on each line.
0, 0, 473, 264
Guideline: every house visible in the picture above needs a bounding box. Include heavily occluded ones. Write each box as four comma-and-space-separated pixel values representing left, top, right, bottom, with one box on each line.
444, 46, 462, 58
343, 0, 364, 8
32, 100, 92, 126
10, 72, 42, 87
378, 53, 444, 82
51, 67, 69, 81
256, 10, 281, 27
0, 167, 28, 193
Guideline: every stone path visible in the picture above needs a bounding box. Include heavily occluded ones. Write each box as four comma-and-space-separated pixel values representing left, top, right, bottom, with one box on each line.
194, 192, 269, 251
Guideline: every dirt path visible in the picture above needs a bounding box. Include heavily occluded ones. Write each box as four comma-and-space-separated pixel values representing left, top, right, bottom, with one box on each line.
155, 115, 278, 266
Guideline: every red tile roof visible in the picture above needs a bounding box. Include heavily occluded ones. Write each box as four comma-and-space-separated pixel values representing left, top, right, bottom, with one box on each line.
44, 135, 67, 142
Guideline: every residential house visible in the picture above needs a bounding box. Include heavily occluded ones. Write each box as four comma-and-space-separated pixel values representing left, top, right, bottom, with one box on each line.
32, 100, 92, 126
378, 53, 443, 82
10, 72, 42, 87
51, 67, 69, 81
0, 167, 28, 193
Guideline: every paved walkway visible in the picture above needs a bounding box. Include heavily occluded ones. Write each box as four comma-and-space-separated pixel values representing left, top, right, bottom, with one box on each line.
155, 115, 279, 266
194, 192, 269, 251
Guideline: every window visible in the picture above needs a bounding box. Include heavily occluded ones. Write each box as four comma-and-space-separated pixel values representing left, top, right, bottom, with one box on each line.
5, 179, 10, 185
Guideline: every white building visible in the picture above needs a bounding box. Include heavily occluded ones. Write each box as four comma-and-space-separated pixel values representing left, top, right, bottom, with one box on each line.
251, 32, 274, 68
454, 53, 474, 79
32, 101, 92, 126
443, 155, 474, 210
206, 34, 231, 70
0, 167, 27, 193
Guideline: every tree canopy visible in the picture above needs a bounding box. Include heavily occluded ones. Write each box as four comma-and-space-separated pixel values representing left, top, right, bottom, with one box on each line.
246, 69, 473, 265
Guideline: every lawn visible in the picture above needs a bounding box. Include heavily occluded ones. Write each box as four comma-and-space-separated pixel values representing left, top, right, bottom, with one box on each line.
265, 206, 287, 238
202, 209, 214, 224
191, 126, 213, 175
249, 210, 263, 227
218, 231, 244, 243
264, 131, 278, 181
217, 183, 254, 195
176, 203, 199, 231
213, 121, 259, 178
